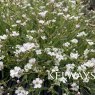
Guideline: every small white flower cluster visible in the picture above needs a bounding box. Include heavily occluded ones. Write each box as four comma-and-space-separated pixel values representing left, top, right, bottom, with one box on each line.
39, 20, 45, 24
35, 49, 42, 55
10, 31, 19, 37
0, 34, 7, 40
24, 63, 32, 72
71, 83, 79, 91
70, 52, 79, 59
76, 24, 80, 28
38, 11, 48, 18
63, 38, 78, 48
49, 0, 55, 3
86, 39, 94, 46
24, 58, 36, 72
41, 36, 47, 40
83, 49, 90, 58
78, 65, 86, 72
26, 35, 33, 41
0, 55, 5, 60
14, 42, 36, 54
77, 31, 87, 37
84, 58, 95, 68
69, 16, 79, 21
71, 39, 78, 44
15, 87, 29, 95
10, 66, 24, 78
29, 58, 36, 64
0, 0, 95, 94
45, 48, 66, 61
10, 58, 36, 78
32, 78, 43, 88
63, 42, 70, 47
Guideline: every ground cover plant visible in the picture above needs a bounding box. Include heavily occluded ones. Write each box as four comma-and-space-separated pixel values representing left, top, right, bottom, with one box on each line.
0, 0, 95, 95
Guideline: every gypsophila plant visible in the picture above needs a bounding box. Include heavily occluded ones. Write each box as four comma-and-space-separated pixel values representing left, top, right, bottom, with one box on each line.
0, 0, 95, 95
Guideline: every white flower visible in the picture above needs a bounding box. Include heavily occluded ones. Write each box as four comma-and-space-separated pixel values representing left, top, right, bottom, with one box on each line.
22, 14, 27, 18
66, 64, 75, 70
0, 35, 7, 40
41, 36, 47, 40
69, 16, 78, 20
91, 49, 95, 52
91, 58, 95, 63
10, 31, 19, 37
10, 66, 23, 78
30, 30, 36, 33
38, 11, 48, 18
0, 45, 2, 48
0, 0, 4, 3
77, 65, 86, 71
73, 16, 79, 21
32, 78, 43, 88
24, 63, 32, 72
49, 0, 55, 3
64, 14, 70, 20
63, 42, 70, 47
15, 43, 36, 54
47, 51, 53, 56
16, 20, 21, 24
23, 43, 35, 51
11, 24, 17, 27
0, 55, 5, 60
56, 54, 64, 61
0, 61, 4, 71
76, 24, 80, 28
15, 87, 29, 95
39, 20, 45, 24
71, 83, 79, 91
52, 19, 56, 22
70, 52, 79, 59
71, 39, 78, 44
87, 40, 94, 45
21, 22, 26, 26
77, 92, 81, 95
70, 0, 76, 4
29, 58, 36, 64
39, 6, 45, 10
6, 29, 9, 33
63, 94, 67, 95
63, 8, 68, 12
35, 50, 42, 55
77, 31, 87, 37
84, 59, 95, 68
26, 35, 33, 40
58, 13, 63, 16
83, 49, 89, 57
19, 47, 26, 52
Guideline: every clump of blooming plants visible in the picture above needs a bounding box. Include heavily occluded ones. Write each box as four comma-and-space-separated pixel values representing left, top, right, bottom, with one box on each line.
0, 0, 95, 95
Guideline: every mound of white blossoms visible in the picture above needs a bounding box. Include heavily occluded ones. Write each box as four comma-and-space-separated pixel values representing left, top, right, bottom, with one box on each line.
0, 0, 95, 95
